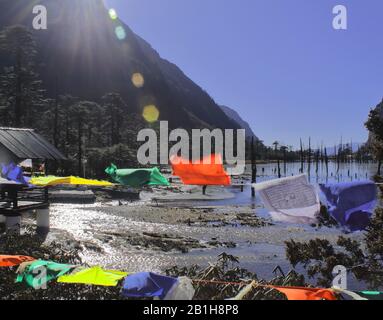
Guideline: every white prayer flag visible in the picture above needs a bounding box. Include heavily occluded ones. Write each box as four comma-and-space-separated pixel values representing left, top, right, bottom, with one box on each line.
252, 174, 320, 224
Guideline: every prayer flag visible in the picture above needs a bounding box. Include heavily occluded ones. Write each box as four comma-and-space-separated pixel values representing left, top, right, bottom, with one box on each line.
105, 164, 169, 187
57, 266, 127, 286
170, 154, 231, 186
30, 176, 113, 187
16, 260, 75, 288
1, 163, 30, 185
122, 272, 179, 299
272, 286, 337, 300
319, 181, 377, 231
356, 291, 383, 300
0, 255, 35, 267
252, 175, 320, 224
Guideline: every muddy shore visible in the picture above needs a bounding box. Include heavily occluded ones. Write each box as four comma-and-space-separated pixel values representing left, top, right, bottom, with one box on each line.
21, 182, 363, 289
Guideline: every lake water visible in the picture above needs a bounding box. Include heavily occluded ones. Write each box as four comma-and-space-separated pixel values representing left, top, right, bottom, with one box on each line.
41, 161, 381, 291
245, 161, 378, 184
185, 161, 379, 210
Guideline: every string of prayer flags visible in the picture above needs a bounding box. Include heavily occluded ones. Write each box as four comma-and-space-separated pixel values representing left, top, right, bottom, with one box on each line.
121, 272, 179, 299
57, 266, 128, 286
3, 252, 382, 301
16, 260, 75, 288
0, 255, 35, 267
170, 154, 231, 186
319, 181, 377, 231
272, 286, 337, 300
252, 175, 320, 224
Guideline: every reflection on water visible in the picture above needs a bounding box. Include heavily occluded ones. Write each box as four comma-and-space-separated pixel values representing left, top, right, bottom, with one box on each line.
245, 161, 377, 185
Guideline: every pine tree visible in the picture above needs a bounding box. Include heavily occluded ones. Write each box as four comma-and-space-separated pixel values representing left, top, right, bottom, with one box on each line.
365, 103, 383, 175
102, 92, 127, 145
0, 25, 45, 127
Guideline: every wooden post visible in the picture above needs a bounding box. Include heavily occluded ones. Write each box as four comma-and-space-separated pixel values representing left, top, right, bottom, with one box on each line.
300, 138, 304, 173
320, 143, 324, 163
307, 137, 311, 175
251, 137, 256, 197
6, 215, 21, 235
44, 187, 49, 202
9, 189, 18, 209
315, 149, 319, 175
308, 138, 311, 163
36, 207, 50, 234
78, 116, 83, 177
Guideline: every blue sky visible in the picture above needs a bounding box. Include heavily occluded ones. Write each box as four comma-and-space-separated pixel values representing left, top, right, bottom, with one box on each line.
104, 0, 383, 148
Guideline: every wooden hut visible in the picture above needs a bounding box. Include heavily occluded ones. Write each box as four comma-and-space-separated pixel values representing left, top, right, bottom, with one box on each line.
0, 127, 66, 234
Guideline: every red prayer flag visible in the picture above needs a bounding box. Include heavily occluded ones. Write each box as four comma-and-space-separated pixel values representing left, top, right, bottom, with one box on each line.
170, 154, 231, 186
272, 286, 337, 300
0, 255, 36, 267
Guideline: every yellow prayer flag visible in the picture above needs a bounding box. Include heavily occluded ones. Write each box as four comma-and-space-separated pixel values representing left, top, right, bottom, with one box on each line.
30, 176, 113, 187
57, 266, 128, 287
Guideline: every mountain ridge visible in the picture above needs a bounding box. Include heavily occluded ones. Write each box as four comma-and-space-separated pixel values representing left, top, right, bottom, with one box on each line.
220, 105, 258, 140
0, 0, 246, 133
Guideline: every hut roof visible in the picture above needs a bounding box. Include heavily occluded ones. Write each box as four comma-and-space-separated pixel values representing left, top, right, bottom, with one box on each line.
0, 127, 66, 161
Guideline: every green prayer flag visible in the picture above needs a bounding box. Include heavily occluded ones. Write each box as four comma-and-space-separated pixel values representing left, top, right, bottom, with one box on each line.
360, 291, 381, 295
16, 260, 74, 289
57, 266, 128, 286
357, 291, 383, 300
105, 164, 170, 187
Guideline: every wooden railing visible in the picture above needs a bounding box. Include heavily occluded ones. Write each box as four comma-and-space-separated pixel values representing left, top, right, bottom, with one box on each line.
0, 185, 49, 215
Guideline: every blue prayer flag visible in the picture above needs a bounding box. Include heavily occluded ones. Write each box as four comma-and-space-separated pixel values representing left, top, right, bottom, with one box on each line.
319, 181, 377, 231
1, 163, 30, 185
122, 272, 178, 299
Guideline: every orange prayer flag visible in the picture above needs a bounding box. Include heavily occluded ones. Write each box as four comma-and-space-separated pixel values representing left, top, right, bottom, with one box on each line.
272, 286, 337, 300
0, 255, 36, 267
170, 154, 231, 186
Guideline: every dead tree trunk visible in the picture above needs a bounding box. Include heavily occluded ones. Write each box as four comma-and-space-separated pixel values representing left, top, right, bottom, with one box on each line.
251, 137, 257, 197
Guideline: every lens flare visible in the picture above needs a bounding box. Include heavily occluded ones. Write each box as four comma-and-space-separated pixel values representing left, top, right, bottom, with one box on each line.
142, 105, 160, 123
132, 73, 145, 88
109, 8, 118, 20
115, 26, 126, 40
